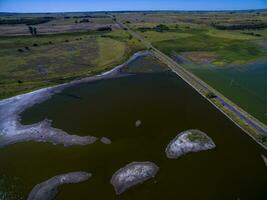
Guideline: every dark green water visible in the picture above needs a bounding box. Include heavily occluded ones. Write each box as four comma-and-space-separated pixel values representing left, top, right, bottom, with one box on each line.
187, 60, 267, 125
0, 57, 266, 200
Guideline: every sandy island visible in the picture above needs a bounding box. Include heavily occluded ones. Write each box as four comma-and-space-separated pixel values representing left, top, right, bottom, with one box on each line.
27, 171, 91, 200
166, 129, 216, 159
0, 51, 149, 148
110, 161, 159, 195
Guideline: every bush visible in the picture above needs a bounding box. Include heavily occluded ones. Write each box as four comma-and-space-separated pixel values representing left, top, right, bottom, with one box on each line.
154, 24, 169, 32
137, 24, 169, 32
33, 43, 38, 47
137, 27, 152, 32
97, 27, 112, 32
17, 49, 24, 53
206, 92, 217, 99
243, 32, 262, 37
79, 19, 90, 23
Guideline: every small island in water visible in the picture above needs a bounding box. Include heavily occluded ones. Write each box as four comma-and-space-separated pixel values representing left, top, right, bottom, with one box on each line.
166, 129, 216, 159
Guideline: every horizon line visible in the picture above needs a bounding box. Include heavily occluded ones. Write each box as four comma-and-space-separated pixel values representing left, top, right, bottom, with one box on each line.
1, 8, 267, 14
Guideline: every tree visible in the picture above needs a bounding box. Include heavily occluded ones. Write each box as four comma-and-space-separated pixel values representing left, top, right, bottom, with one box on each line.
206, 92, 217, 99
28, 26, 33, 35
97, 27, 112, 32
79, 19, 90, 23
154, 24, 169, 32
33, 27, 37, 36
28, 26, 37, 36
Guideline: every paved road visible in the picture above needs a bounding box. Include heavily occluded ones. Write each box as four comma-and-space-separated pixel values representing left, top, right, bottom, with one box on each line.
115, 18, 267, 138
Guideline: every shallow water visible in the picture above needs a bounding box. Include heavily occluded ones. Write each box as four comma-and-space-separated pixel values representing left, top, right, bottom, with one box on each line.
0, 57, 266, 200
187, 60, 267, 125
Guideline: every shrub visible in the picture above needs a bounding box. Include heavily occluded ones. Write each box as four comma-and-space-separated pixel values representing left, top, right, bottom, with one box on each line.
206, 92, 217, 99
97, 27, 112, 32
154, 24, 169, 32
79, 19, 90, 23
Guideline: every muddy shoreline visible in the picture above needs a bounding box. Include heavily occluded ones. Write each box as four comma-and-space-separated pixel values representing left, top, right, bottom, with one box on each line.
27, 171, 91, 200
0, 51, 150, 148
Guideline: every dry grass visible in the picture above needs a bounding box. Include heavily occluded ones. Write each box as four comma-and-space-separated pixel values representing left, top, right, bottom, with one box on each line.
181, 51, 217, 64
0, 30, 144, 99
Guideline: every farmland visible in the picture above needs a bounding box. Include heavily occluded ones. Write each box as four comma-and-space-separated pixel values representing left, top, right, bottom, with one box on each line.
116, 11, 267, 66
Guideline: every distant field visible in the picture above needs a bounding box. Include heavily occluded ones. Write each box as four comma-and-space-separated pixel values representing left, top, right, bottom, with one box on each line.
0, 14, 116, 36
117, 11, 267, 66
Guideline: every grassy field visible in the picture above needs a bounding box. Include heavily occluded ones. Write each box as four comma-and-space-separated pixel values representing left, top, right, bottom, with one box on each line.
154, 33, 266, 66
116, 11, 267, 66
1, 11, 267, 99
0, 30, 145, 99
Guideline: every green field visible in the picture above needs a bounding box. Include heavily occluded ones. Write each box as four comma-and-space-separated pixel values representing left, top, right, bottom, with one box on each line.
117, 11, 267, 66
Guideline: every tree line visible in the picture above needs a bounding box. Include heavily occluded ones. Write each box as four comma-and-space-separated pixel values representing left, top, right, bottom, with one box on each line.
211, 22, 267, 30
0, 17, 53, 25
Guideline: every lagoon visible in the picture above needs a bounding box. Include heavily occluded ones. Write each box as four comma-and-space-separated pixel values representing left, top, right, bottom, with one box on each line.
0, 56, 266, 200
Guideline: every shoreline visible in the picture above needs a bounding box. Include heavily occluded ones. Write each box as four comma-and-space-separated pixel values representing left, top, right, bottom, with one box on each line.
110, 161, 159, 195
0, 50, 150, 148
153, 48, 267, 150
165, 130, 216, 159
27, 171, 91, 200
108, 19, 267, 150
